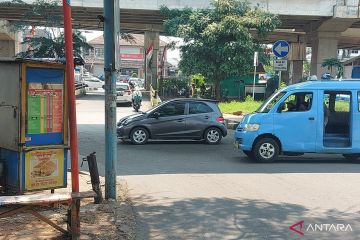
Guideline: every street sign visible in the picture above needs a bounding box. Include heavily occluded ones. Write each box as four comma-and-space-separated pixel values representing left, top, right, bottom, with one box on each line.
273, 40, 289, 58
274, 59, 288, 71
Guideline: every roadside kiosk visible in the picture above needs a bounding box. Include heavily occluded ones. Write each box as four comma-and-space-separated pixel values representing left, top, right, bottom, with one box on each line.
0, 58, 68, 194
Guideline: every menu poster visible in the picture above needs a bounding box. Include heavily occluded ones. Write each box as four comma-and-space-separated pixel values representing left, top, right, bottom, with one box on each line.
27, 83, 63, 134
25, 149, 65, 190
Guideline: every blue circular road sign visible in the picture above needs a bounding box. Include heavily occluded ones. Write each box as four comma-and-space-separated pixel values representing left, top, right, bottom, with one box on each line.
272, 40, 289, 58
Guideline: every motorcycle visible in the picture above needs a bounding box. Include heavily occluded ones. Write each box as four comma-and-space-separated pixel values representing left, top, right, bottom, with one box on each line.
132, 94, 142, 112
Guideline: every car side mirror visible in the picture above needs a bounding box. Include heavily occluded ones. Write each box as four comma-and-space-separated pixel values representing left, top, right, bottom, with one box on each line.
153, 112, 160, 119
277, 102, 285, 113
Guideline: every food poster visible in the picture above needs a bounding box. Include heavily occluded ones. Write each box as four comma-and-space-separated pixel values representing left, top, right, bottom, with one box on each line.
25, 149, 65, 190
27, 83, 63, 134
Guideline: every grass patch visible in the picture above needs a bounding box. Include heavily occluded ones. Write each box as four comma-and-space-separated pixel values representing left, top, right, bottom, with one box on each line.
219, 100, 262, 115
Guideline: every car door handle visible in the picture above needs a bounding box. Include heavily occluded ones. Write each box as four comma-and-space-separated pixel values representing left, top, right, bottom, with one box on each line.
308, 117, 315, 120
204, 116, 210, 119
177, 119, 184, 122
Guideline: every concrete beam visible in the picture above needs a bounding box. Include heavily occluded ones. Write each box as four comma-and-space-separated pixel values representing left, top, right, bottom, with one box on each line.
121, 23, 164, 33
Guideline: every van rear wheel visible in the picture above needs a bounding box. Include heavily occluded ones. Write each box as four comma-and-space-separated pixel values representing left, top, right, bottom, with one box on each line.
252, 138, 279, 163
343, 154, 360, 161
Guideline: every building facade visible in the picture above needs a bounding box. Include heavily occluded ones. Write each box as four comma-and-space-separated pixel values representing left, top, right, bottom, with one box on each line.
85, 34, 167, 79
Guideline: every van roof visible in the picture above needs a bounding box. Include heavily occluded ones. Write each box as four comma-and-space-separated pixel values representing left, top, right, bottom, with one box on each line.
283, 80, 360, 91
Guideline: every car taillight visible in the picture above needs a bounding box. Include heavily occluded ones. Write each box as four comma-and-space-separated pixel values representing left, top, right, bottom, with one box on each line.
125, 90, 131, 95
216, 116, 225, 123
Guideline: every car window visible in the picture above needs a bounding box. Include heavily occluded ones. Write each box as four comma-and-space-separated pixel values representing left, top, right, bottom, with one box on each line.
358, 91, 360, 112
158, 102, 185, 117
189, 102, 213, 114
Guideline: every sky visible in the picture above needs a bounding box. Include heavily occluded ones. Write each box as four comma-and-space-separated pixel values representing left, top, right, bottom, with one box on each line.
81, 30, 182, 64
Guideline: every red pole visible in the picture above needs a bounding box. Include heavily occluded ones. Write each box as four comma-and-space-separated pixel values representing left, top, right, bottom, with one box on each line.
62, 0, 80, 237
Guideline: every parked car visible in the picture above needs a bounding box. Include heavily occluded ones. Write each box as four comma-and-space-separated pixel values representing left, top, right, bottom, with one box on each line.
83, 76, 104, 89
117, 98, 227, 144
116, 83, 132, 104
234, 80, 360, 163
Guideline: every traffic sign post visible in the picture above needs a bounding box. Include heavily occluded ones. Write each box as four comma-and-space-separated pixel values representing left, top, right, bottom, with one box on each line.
274, 59, 288, 71
272, 40, 289, 58
272, 40, 289, 90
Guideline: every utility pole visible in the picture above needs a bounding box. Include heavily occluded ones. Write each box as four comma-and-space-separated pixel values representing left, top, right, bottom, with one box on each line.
62, 0, 80, 237
103, 0, 118, 199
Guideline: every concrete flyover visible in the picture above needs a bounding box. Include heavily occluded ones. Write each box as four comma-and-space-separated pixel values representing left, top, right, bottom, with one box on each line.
0, 0, 360, 79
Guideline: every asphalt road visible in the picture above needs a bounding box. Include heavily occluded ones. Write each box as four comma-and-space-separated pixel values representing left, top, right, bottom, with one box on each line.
77, 92, 360, 240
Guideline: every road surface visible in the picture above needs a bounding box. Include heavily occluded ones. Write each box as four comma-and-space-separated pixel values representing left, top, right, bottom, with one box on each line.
77, 91, 360, 239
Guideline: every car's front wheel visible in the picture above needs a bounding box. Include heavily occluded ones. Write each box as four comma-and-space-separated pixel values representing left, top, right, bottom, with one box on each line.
130, 127, 149, 145
204, 127, 222, 144
252, 137, 279, 163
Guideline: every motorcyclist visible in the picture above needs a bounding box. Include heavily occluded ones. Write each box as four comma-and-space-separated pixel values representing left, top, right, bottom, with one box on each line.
132, 87, 142, 108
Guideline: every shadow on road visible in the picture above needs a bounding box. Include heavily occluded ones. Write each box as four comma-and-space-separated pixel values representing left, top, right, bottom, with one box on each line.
132, 196, 360, 239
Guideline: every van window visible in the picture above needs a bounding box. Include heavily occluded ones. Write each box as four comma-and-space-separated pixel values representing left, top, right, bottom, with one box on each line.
324, 92, 351, 113
334, 94, 350, 112
281, 92, 313, 112
256, 91, 286, 113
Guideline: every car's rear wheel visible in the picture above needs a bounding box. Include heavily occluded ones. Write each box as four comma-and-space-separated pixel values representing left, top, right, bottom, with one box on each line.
343, 154, 360, 161
252, 137, 279, 163
204, 127, 222, 144
130, 127, 149, 145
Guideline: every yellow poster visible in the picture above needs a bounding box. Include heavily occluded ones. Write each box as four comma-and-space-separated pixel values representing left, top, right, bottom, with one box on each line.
25, 149, 65, 191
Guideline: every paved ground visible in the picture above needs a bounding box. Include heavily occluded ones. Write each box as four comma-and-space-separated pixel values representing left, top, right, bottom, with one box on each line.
77, 91, 360, 240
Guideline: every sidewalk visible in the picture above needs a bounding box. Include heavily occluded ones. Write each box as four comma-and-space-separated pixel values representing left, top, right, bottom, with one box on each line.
0, 173, 136, 240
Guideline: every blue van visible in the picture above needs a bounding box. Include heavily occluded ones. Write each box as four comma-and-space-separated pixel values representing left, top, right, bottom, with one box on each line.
234, 80, 360, 162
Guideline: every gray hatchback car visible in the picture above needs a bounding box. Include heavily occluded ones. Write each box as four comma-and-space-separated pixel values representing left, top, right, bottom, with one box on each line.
117, 98, 227, 144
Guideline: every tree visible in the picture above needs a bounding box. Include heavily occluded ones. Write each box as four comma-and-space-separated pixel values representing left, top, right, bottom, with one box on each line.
321, 58, 343, 78
18, 30, 93, 59
161, 0, 281, 99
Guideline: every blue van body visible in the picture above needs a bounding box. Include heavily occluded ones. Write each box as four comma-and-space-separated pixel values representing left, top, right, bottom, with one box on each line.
234, 80, 360, 162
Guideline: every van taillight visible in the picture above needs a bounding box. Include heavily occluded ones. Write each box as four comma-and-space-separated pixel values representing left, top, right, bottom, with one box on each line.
216, 116, 224, 123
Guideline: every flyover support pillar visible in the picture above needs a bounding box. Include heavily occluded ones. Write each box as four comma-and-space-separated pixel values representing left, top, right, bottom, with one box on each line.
290, 61, 304, 84
144, 31, 159, 91
310, 32, 339, 78
0, 20, 19, 57
289, 39, 306, 84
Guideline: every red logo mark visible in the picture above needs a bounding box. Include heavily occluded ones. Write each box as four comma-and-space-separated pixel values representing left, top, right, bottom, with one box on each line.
290, 221, 304, 236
